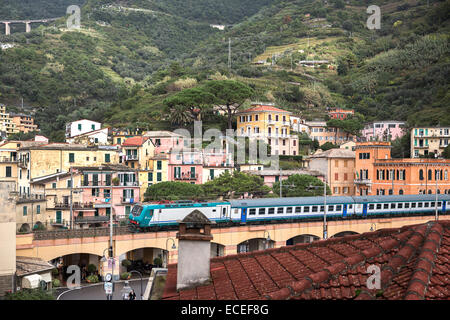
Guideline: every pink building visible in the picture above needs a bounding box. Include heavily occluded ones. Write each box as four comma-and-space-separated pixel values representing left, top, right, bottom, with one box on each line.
144, 131, 186, 154
73, 165, 140, 226
243, 169, 324, 188
362, 121, 406, 142
168, 148, 203, 184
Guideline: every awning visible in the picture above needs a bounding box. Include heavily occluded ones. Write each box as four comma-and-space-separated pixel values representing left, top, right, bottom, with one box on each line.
22, 274, 42, 289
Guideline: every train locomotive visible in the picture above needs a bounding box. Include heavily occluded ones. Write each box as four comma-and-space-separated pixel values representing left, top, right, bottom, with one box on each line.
129, 194, 450, 230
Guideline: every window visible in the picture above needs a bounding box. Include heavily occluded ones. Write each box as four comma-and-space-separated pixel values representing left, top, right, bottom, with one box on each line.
320, 206, 324, 212
424, 202, 429, 208
92, 188, 100, 197
157, 172, 162, 182
91, 124, 95, 130
376, 204, 382, 210
336, 205, 342, 211
268, 208, 275, 214
36, 205, 40, 214
78, 123, 82, 131
105, 154, 110, 163
52, 183, 56, 189
369, 204, 375, 210
411, 203, 416, 208
157, 161, 162, 170
277, 207, 284, 214
148, 172, 153, 181
328, 205, 334, 211
67, 180, 72, 188
69, 153, 75, 163
286, 207, 293, 214
405, 203, 409, 209
23, 206, 27, 216
304, 206, 310, 213
383, 203, 389, 209
295, 207, 302, 213
5, 166, 11, 177
249, 208, 256, 215
418, 203, 423, 208
390, 203, 396, 209
258, 208, 266, 215
312, 206, 318, 212
398, 203, 403, 209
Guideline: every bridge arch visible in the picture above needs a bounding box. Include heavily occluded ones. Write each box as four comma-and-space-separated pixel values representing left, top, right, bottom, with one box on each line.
286, 234, 320, 246
332, 231, 359, 238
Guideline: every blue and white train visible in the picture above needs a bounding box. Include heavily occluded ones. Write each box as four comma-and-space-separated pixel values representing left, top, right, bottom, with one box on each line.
128, 194, 450, 229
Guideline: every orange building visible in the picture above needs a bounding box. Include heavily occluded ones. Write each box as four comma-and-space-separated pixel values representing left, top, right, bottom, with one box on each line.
328, 108, 354, 120
11, 113, 39, 133
354, 142, 450, 196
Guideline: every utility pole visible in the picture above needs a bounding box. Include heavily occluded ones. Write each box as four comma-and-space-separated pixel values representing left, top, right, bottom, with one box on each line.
70, 168, 73, 229
323, 177, 327, 240
109, 170, 114, 286
435, 170, 439, 221
228, 38, 231, 70
279, 167, 282, 198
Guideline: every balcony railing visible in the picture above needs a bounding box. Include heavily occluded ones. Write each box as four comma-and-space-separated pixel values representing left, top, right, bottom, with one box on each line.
121, 197, 136, 204
174, 173, 199, 181
52, 202, 94, 210
354, 179, 372, 185
0, 156, 18, 163
82, 181, 138, 187
49, 219, 69, 227
125, 155, 139, 161
74, 216, 110, 224
17, 194, 46, 203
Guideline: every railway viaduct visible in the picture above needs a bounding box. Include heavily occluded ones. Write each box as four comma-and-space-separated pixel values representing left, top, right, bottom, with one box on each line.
1, 18, 60, 35
16, 213, 450, 278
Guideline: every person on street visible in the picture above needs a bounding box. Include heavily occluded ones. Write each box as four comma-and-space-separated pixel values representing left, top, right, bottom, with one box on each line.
129, 289, 136, 300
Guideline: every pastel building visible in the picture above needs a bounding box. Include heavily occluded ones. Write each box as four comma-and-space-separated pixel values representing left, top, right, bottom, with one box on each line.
168, 148, 203, 184
144, 131, 185, 154
10, 113, 39, 133
65, 119, 101, 139
236, 103, 299, 156
306, 121, 355, 146
328, 108, 354, 120
411, 127, 450, 158
354, 141, 450, 196
361, 121, 406, 142
290, 116, 309, 133
243, 169, 323, 188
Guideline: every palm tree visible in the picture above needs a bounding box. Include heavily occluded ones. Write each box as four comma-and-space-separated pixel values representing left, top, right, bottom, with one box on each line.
169, 105, 192, 126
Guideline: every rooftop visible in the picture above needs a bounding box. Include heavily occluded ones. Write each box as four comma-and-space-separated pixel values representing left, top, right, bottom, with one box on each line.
162, 220, 450, 300
16, 256, 54, 277
239, 105, 291, 114
122, 136, 150, 147
307, 148, 355, 159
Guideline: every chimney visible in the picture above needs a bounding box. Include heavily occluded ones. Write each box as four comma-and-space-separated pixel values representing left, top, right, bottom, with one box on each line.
176, 210, 214, 291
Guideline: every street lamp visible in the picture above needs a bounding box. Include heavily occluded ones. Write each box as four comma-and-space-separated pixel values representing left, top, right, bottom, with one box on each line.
101, 247, 114, 300
129, 270, 143, 300
435, 170, 440, 221
165, 238, 176, 267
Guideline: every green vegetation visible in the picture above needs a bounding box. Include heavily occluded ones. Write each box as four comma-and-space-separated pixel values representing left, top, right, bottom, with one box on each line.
0, 0, 448, 140
4, 288, 55, 300
144, 181, 205, 201
86, 274, 99, 283
272, 174, 331, 197
120, 272, 131, 280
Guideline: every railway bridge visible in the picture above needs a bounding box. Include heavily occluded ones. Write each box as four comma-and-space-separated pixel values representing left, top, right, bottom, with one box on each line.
16, 213, 449, 279
1, 18, 60, 35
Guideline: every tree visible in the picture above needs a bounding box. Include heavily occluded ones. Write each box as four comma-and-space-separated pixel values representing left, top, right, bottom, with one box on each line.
202, 171, 271, 199
164, 87, 215, 122
202, 80, 254, 129
442, 145, 450, 159
326, 118, 343, 144
272, 174, 331, 197
144, 181, 205, 201
321, 142, 339, 151
168, 104, 193, 126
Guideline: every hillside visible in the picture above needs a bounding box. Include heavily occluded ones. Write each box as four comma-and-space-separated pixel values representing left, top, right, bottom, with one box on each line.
0, 0, 449, 141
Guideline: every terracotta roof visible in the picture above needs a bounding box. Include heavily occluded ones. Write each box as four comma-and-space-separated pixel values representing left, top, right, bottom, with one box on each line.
122, 136, 150, 147
16, 256, 54, 277
239, 105, 291, 114
162, 220, 450, 300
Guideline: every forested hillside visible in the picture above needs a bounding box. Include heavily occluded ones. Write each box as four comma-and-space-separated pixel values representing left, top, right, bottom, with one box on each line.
0, 0, 448, 142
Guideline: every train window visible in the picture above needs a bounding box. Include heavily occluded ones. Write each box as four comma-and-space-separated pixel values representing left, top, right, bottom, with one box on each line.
418, 203, 423, 208
312, 206, 318, 212
336, 205, 342, 211
398, 203, 403, 209
369, 204, 374, 210
349, 205, 353, 210
390, 203, 396, 209
383, 204, 389, 209
249, 208, 256, 215
286, 207, 293, 214
376, 204, 382, 210
222, 208, 226, 217
424, 202, 429, 208
277, 207, 284, 214
438, 202, 442, 207
328, 205, 334, 211
258, 208, 266, 215
411, 203, 416, 208
212, 209, 216, 212
405, 203, 410, 209
320, 206, 324, 212
431, 202, 435, 207
304, 206, 310, 213
159, 209, 162, 213
268, 208, 275, 214
234, 209, 239, 214
295, 207, 302, 213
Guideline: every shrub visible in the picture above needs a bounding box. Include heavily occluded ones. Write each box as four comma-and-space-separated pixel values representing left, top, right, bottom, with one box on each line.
120, 272, 131, 280
86, 275, 99, 283
52, 279, 61, 287
51, 268, 59, 276
112, 177, 120, 186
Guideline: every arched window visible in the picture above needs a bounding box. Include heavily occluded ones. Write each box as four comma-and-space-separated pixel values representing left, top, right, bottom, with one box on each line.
419, 169, 424, 180
428, 189, 432, 194
399, 189, 404, 195
437, 189, 440, 194
445, 170, 448, 180
428, 169, 432, 180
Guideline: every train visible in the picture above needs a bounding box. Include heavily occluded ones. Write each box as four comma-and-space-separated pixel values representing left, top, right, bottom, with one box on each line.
128, 194, 450, 230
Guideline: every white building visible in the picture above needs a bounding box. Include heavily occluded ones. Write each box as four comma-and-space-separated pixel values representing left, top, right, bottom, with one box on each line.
66, 127, 110, 145
290, 116, 309, 134
65, 119, 102, 139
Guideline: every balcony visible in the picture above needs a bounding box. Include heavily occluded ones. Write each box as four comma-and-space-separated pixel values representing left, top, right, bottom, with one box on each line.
282, 121, 290, 126
0, 156, 18, 163
17, 194, 46, 203
174, 173, 199, 181
354, 179, 372, 185
125, 155, 139, 161
51, 202, 94, 210
82, 181, 138, 187
49, 219, 69, 227
74, 216, 110, 224
121, 197, 136, 204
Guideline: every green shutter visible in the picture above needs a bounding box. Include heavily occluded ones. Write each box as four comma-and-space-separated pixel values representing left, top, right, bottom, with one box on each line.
157, 172, 162, 181
105, 154, 110, 163
148, 172, 153, 181
23, 206, 27, 216
37, 205, 40, 214
69, 153, 75, 163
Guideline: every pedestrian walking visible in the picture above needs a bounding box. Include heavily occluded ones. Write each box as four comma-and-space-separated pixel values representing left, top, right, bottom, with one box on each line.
129, 289, 136, 300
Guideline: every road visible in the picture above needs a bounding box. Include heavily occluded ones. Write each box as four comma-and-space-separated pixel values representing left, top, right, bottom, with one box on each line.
58, 279, 148, 300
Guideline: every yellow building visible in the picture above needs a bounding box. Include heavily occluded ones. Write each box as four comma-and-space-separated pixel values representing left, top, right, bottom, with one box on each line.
10, 113, 39, 134
0, 104, 18, 135
237, 103, 299, 156
411, 127, 450, 158
15, 183, 47, 233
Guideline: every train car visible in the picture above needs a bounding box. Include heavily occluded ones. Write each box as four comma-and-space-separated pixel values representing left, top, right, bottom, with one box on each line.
129, 200, 231, 228
229, 196, 356, 223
